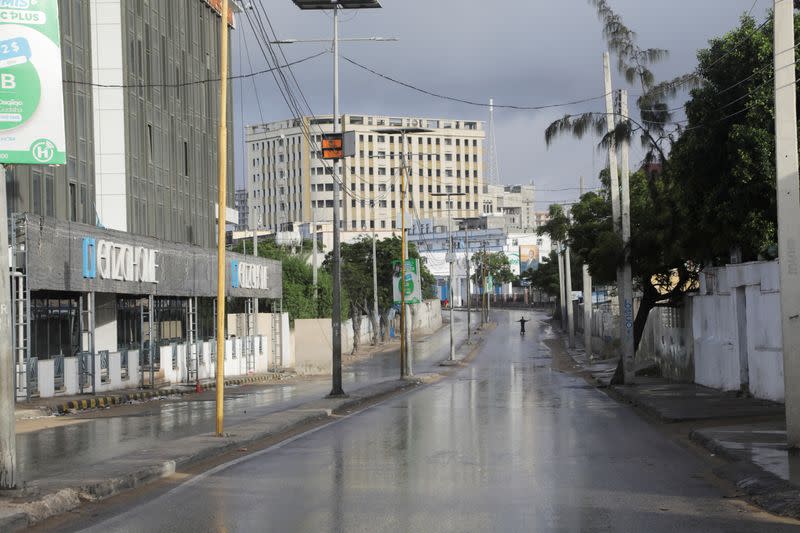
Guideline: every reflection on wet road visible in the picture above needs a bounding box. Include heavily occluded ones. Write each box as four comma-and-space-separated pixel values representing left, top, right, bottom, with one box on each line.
75, 310, 797, 532
19, 313, 467, 483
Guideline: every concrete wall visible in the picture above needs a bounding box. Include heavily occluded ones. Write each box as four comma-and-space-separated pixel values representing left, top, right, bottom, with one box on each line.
637, 306, 694, 382
690, 261, 783, 401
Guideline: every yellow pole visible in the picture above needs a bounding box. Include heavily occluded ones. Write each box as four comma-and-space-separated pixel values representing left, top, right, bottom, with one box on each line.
215, 0, 230, 437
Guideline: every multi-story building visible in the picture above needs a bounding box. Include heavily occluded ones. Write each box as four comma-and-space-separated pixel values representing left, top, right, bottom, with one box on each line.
235, 189, 249, 231
245, 114, 486, 233
482, 184, 536, 232
7, 0, 237, 247
4, 1, 282, 401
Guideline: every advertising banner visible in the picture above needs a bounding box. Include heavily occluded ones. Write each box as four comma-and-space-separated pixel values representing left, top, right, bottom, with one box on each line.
519, 244, 541, 273
0, 0, 66, 164
392, 259, 422, 305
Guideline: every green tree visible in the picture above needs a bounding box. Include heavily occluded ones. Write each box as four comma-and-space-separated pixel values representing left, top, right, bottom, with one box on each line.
230, 239, 345, 322
470, 251, 515, 287
667, 13, 800, 262
329, 236, 437, 350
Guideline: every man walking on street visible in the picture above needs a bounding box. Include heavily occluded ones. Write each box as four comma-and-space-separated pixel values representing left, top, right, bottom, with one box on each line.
518, 316, 529, 335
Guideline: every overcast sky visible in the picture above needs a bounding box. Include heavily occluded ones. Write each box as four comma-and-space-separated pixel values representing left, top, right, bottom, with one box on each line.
232, 0, 768, 208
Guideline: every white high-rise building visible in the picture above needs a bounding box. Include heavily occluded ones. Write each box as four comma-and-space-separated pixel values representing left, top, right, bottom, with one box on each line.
245, 114, 486, 232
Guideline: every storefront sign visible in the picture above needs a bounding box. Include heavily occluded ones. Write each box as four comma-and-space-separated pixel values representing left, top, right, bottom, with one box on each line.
82, 238, 159, 284
0, 0, 66, 164
231, 260, 269, 290
22, 215, 282, 299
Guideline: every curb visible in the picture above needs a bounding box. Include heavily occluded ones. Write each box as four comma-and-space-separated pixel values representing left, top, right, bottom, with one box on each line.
51, 374, 288, 415
689, 429, 800, 520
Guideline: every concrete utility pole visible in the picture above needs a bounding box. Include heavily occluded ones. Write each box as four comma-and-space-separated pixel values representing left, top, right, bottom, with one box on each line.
464, 223, 472, 343
0, 165, 17, 488
557, 242, 567, 329
619, 90, 635, 382
312, 207, 318, 307
774, 0, 800, 448
252, 222, 259, 334
372, 226, 379, 345
603, 52, 625, 380
565, 244, 575, 348
580, 177, 593, 357
215, 0, 230, 437
330, 5, 345, 397
433, 192, 464, 361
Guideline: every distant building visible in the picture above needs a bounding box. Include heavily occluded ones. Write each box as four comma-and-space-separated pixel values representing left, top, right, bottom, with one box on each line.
235, 189, 249, 231
245, 114, 486, 233
535, 211, 551, 229
482, 184, 536, 232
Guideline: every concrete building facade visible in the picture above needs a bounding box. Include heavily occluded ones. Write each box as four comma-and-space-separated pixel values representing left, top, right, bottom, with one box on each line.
3, 2, 277, 402
245, 114, 486, 233
482, 184, 537, 233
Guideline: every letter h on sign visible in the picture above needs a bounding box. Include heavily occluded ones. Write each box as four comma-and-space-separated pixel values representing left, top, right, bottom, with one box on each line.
82, 238, 97, 279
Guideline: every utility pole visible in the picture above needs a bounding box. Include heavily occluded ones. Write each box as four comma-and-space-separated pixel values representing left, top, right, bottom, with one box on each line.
619, 90, 635, 382
580, 177, 593, 358
557, 242, 567, 329
216, 0, 230, 437
433, 192, 465, 361
0, 165, 16, 488
774, 0, 800, 448
372, 226, 379, 345
312, 205, 318, 308
215, 0, 230, 437
252, 221, 259, 334
329, 5, 345, 397
565, 243, 575, 349
464, 222, 472, 343
603, 52, 625, 381
480, 242, 487, 326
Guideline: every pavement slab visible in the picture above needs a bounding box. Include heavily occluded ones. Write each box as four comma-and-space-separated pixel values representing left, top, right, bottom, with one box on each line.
613, 379, 785, 423
690, 421, 800, 519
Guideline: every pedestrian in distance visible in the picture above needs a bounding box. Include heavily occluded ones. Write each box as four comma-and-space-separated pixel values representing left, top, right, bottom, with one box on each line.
517, 316, 529, 335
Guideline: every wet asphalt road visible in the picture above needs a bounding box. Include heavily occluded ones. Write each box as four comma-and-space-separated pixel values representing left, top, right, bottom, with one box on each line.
68, 310, 799, 532
18, 313, 468, 483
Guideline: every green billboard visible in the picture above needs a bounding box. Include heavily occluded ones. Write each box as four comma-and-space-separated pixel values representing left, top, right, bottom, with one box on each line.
392, 259, 422, 305
0, 0, 66, 165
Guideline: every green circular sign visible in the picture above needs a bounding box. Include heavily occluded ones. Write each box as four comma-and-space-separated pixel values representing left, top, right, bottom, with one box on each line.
397, 273, 414, 296
0, 61, 41, 131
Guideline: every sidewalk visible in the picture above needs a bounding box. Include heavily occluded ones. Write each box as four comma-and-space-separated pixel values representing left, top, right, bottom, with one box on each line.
550, 325, 800, 520
0, 315, 484, 531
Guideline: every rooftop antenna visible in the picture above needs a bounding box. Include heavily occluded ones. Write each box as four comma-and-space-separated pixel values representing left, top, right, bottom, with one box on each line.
488, 98, 501, 186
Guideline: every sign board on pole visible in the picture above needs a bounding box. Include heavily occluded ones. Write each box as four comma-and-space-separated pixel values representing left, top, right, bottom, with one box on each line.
392, 258, 422, 305
0, 0, 66, 165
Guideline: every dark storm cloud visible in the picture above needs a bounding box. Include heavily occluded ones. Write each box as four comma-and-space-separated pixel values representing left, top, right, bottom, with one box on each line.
233, 0, 767, 206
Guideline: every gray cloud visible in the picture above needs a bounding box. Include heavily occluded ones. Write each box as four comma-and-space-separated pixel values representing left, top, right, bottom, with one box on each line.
233, 0, 767, 207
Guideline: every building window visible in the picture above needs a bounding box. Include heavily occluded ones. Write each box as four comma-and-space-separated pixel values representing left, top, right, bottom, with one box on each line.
68, 183, 77, 222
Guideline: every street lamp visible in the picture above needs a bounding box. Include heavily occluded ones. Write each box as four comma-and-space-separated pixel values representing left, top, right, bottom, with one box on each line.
432, 192, 466, 363
375, 127, 430, 378
288, 0, 384, 398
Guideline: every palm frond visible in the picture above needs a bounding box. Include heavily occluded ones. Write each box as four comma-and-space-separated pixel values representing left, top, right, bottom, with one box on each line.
545, 113, 606, 147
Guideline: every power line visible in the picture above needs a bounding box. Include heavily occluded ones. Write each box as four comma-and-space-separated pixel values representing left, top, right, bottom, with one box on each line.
62, 50, 327, 89
342, 55, 612, 111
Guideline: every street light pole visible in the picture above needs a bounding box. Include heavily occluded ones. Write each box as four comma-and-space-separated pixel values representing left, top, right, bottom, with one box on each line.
433, 192, 465, 361
329, 5, 345, 397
